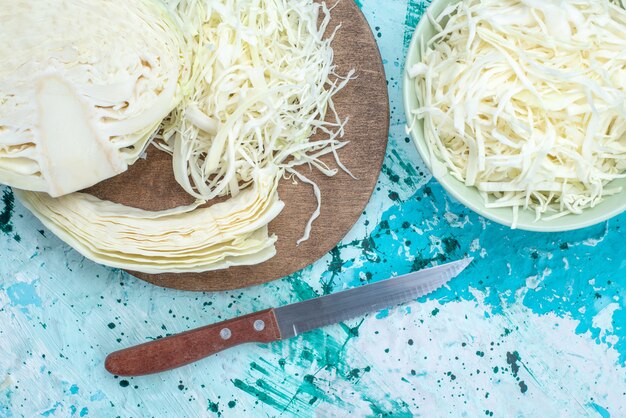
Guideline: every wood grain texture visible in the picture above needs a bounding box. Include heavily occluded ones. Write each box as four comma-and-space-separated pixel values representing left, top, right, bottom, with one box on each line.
86, 1, 389, 291
104, 309, 281, 376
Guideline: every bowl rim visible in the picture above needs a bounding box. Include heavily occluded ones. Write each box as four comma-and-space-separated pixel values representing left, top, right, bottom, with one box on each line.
401, 0, 626, 232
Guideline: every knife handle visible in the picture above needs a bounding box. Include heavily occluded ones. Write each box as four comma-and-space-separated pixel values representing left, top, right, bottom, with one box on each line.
104, 309, 281, 376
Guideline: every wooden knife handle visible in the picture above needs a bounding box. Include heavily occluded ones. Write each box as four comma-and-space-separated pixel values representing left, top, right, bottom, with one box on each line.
105, 308, 281, 376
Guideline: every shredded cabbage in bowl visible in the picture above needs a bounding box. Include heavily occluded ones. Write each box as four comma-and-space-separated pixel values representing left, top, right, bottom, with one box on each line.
409, 0, 626, 227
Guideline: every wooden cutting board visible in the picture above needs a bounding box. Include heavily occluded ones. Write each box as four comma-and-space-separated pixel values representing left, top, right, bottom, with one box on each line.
86, 1, 389, 291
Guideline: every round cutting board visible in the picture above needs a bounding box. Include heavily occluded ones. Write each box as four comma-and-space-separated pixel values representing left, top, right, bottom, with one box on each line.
86, 1, 389, 291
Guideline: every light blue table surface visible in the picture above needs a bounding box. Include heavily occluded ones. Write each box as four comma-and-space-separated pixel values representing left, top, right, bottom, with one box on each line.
1, 1, 625, 417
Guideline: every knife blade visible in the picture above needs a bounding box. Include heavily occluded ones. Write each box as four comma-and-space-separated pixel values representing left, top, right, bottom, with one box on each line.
275, 257, 472, 338
105, 258, 472, 376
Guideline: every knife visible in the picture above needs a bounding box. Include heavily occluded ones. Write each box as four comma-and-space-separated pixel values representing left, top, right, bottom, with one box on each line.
105, 258, 472, 376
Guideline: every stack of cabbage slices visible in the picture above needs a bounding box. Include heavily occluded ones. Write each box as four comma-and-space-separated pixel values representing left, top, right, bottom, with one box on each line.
0, 0, 352, 274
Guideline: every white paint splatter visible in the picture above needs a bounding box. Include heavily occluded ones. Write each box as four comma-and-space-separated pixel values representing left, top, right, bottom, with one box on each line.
526, 275, 540, 289
592, 303, 619, 335
583, 223, 609, 247
341, 298, 625, 417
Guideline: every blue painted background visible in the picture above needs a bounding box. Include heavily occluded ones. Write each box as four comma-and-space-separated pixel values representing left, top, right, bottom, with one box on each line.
1, 1, 624, 416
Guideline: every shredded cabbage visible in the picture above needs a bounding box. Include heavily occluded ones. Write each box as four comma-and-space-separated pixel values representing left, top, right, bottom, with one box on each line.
157, 0, 353, 203
0, 0, 190, 197
409, 0, 626, 227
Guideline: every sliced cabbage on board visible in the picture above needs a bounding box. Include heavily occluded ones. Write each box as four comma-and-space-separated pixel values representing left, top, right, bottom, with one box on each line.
8, 0, 351, 275
15, 168, 284, 274
0, 0, 190, 197
409, 0, 626, 227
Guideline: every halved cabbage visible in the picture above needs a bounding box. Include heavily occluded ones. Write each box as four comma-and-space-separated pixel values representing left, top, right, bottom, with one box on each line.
15, 168, 284, 274
0, 0, 189, 197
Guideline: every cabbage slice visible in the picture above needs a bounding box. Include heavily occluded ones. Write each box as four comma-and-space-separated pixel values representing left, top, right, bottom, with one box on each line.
15, 168, 283, 274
